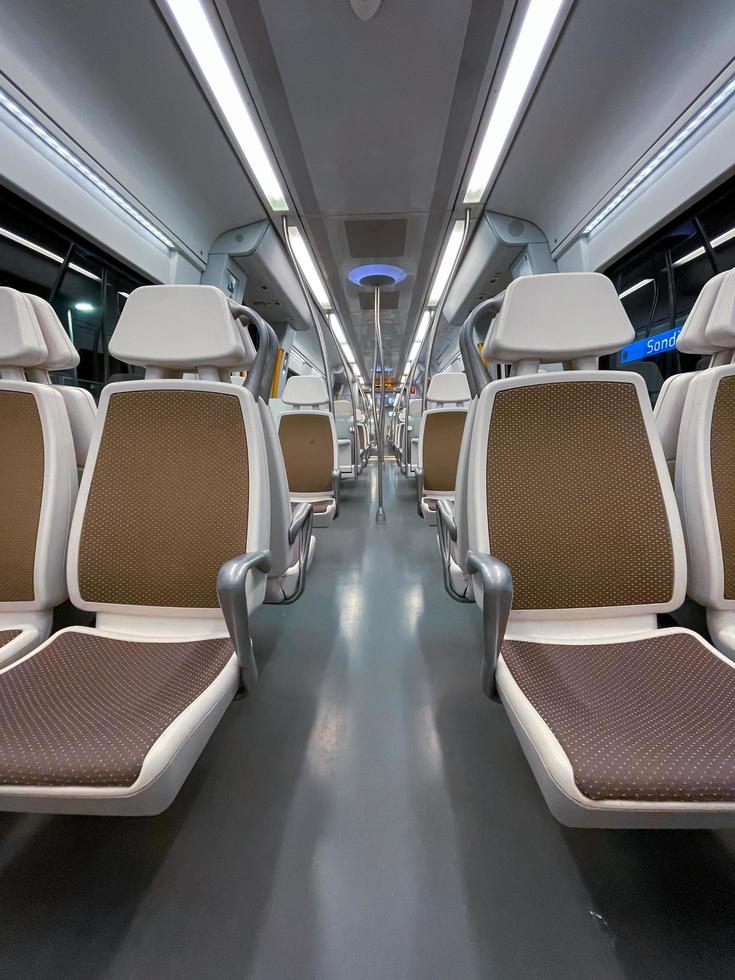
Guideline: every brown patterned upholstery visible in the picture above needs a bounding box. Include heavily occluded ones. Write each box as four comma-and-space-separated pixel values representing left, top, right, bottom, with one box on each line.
0, 630, 234, 787
486, 381, 674, 609
502, 633, 735, 802
422, 410, 467, 492
710, 375, 735, 599
78, 389, 249, 608
278, 413, 333, 492
0, 630, 21, 649
0, 390, 44, 602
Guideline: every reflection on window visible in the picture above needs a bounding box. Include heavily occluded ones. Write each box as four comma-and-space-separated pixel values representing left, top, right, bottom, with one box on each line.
0, 183, 151, 400
604, 173, 735, 404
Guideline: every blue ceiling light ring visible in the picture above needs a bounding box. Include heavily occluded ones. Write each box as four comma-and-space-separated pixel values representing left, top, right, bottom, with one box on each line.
348, 264, 407, 287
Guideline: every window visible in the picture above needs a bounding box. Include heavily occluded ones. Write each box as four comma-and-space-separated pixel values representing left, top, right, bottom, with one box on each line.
604, 173, 735, 404
0, 183, 152, 399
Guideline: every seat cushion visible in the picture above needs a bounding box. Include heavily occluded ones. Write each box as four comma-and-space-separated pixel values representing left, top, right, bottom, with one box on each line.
502, 632, 735, 803
0, 630, 234, 788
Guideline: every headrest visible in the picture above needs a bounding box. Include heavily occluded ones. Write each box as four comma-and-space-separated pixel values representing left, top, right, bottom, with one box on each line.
282, 375, 330, 406
408, 397, 422, 416
681, 269, 735, 352
427, 372, 471, 404
483, 273, 634, 363
334, 399, 353, 417
0, 287, 48, 367
109, 285, 257, 371
25, 294, 79, 370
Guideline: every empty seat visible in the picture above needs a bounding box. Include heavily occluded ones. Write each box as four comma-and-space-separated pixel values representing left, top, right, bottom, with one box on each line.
278, 375, 340, 526
465, 272, 735, 828
436, 298, 499, 602
241, 314, 315, 603
403, 397, 422, 475
654, 270, 734, 479
24, 293, 97, 472
334, 398, 358, 477
0, 288, 78, 668
0, 285, 271, 815
677, 269, 735, 658
356, 407, 369, 469
416, 372, 470, 523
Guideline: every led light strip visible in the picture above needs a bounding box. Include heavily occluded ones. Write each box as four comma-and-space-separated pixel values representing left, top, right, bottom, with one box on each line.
0, 88, 175, 249
163, 0, 288, 213
673, 225, 735, 267
0, 226, 101, 281
618, 278, 653, 300
584, 75, 735, 235
463, 0, 566, 205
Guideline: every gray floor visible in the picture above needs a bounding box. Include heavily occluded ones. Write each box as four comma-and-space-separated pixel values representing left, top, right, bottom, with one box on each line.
1, 463, 735, 979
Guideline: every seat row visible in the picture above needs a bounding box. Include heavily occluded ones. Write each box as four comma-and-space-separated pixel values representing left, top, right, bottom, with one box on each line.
433, 271, 735, 828
0, 283, 323, 815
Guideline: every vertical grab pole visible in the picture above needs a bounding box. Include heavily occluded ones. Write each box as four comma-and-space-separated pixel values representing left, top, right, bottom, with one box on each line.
282, 217, 335, 414
372, 284, 386, 521
421, 208, 472, 414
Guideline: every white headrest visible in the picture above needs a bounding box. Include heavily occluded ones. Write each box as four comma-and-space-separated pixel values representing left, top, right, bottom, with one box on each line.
483, 273, 634, 363
0, 287, 48, 367
25, 294, 79, 371
408, 397, 422, 416
681, 270, 735, 353
334, 399, 353, 417
109, 285, 256, 370
282, 375, 330, 406
427, 372, 470, 404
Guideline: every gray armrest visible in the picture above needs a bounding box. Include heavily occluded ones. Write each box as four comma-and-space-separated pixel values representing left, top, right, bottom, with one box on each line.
415, 467, 424, 518
465, 551, 513, 700
217, 549, 272, 694
332, 469, 341, 518
436, 498, 457, 540
288, 502, 312, 545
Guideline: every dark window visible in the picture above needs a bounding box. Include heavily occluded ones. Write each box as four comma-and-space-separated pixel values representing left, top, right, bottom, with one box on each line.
0, 183, 152, 399
604, 173, 735, 404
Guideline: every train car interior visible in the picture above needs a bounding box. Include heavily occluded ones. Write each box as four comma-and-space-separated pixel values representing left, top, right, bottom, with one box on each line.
1, 0, 735, 976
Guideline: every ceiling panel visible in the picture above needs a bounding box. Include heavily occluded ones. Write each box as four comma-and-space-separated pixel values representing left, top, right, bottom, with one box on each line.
490, 0, 735, 252
224, 0, 507, 370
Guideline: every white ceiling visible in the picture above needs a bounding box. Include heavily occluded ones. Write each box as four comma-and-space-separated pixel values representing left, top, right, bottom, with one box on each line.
221, 0, 509, 373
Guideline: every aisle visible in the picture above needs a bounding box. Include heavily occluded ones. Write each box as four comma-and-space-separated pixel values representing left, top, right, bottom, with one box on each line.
0, 463, 734, 978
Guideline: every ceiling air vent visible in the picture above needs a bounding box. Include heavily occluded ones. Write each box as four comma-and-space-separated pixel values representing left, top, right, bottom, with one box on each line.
345, 219, 407, 258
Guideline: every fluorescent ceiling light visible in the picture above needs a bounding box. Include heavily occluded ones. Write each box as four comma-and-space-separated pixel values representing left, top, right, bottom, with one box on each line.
0, 90, 174, 248
415, 309, 432, 343
618, 278, 653, 300
673, 225, 735, 267
287, 226, 331, 310
328, 312, 347, 345
164, 0, 288, 212
464, 0, 565, 204
428, 222, 465, 306
0, 226, 100, 281
584, 75, 735, 235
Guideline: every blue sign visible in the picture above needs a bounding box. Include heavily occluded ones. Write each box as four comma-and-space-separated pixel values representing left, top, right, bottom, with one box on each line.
620, 326, 682, 363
